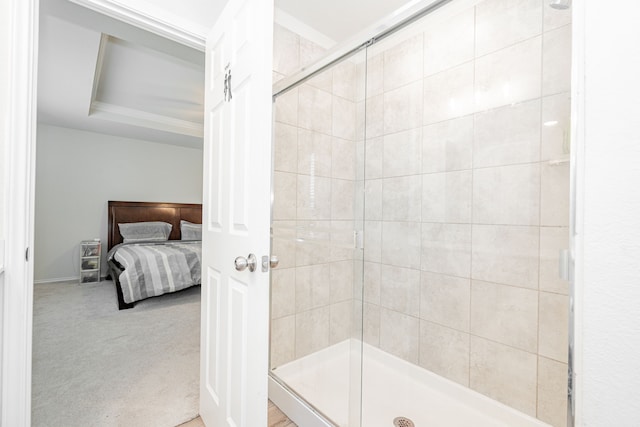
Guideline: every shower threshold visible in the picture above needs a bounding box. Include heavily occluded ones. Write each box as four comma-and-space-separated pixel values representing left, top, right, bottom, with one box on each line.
270, 340, 552, 427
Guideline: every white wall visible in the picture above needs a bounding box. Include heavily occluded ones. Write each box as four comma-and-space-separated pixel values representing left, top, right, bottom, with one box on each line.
0, 0, 10, 241
34, 124, 203, 282
0, 0, 11, 417
578, 2, 640, 426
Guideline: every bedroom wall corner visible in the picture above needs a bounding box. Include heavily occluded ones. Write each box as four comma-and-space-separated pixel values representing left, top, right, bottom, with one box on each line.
34, 124, 204, 283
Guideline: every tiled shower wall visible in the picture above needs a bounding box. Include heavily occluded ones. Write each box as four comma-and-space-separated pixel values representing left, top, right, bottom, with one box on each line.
271, 0, 572, 426
270, 25, 363, 368
359, 1, 571, 426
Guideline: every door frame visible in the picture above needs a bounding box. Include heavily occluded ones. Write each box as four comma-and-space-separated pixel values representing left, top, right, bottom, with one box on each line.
2, 1, 206, 425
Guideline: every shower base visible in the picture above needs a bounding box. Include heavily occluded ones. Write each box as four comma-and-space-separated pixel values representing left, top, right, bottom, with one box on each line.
269, 340, 551, 427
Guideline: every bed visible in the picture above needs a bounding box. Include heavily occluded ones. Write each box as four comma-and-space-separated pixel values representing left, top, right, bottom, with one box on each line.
107, 201, 203, 310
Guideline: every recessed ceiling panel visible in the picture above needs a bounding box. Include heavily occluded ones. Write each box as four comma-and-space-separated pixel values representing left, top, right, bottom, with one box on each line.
95, 36, 204, 124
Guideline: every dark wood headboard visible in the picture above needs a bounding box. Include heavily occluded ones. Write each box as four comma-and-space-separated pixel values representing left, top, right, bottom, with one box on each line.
108, 201, 202, 251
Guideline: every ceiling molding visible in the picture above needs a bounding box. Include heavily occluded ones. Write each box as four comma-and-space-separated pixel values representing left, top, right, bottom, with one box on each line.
68, 0, 206, 51
274, 7, 335, 49
89, 33, 110, 110
89, 101, 204, 137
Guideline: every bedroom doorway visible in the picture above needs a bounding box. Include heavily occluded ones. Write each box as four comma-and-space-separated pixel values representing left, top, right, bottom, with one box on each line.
29, 0, 207, 425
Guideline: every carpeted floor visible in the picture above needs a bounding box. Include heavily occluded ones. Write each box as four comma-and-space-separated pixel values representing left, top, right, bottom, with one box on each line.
31, 280, 201, 427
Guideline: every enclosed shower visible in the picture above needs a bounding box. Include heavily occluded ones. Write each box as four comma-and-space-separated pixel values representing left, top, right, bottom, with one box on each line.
269, 0, 572, 426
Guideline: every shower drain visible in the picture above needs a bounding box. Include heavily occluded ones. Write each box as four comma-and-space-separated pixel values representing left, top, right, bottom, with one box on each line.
393, 417, 415, 427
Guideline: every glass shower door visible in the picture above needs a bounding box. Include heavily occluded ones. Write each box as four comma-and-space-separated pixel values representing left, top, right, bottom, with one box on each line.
269, 47, 367, 427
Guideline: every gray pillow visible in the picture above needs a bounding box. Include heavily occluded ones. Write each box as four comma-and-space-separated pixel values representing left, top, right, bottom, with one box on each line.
180, 220, 202, 240
119, 221, 172, 243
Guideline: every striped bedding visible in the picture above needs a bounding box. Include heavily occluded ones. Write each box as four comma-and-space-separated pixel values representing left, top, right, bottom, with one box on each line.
107, 240, 201, 304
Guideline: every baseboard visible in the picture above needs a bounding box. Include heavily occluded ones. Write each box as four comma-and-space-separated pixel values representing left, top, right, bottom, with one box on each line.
34, 276, 110, 284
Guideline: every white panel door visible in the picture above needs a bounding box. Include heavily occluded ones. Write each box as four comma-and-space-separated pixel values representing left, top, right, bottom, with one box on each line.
199, 0, 273, 425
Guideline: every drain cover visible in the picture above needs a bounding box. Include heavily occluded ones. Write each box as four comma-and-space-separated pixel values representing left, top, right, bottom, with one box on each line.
393, 417, 415, 427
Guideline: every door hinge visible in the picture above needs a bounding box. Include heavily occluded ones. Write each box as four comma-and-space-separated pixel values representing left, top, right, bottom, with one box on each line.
25, 247, 29, 262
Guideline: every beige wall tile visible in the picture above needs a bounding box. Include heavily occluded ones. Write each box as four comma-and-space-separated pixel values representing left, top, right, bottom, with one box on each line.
541, 162, 570, 226
295, 307, 330, 358
473, 99, 541, 168
475, 0, 542, 57
382, 221, 422, 269
270, 315, 296, 369
297, 175, 331, 220
423, 61, 475, 125
272, 70, 284, 85
421, 223, 472, 278
380, 265, 421, 317
366, 95, 384, 138
383, 128, 422, 177
296, 220, 331, 266
541, 92, 571, 162
384, 34, 424, 92
363, 303, 381, 347
422, 170, 472, 223
475, 36, 542, 111
380, 308, 420, 364
300, 38, 331, 91
384, 80, 423, 134
274, 122, 298, 173
422, 116, 473, 173
329, 219, 362, 262
539, 226, 570, 294
537, 356, 569, 427
471, 280, 539, 352
298, 84, 332, 135
470, 336, 538, 416
272, 172, 297, 220
297, 129, 332, 177
332, 96, 357, 140
273, 24, 300, 76
271, 221, 296, 269
423, 8, 475, 77
539, 292, 569, 363
295, 264, 330, 311
365, 136, 383, 179
420, 272, 470, 332
364, 179, 383, 221
333, 60, 357, 102
330, 260, 354, 303
363, 261, 381, 304
331, 179, 355, 220
332, 137, 356, 180
330, 220, 357, 262
473, 163, 541, 226
271, 267, 296, 319
274, 86, 298, 126
543, 25, 572, 96
366, 53, 384, 98
382, 176, 422, 222
363, 220, 382, 263
472, 224, 539, 289
419, 321, 470, 386
330, 300, 353, 344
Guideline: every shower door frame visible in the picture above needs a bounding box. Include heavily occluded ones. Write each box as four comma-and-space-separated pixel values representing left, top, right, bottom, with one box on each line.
269, 1, 580, 427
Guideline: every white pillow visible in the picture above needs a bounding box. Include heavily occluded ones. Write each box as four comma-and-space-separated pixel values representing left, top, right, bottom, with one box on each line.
180, 220, 202, 240
119, 221, 172, 243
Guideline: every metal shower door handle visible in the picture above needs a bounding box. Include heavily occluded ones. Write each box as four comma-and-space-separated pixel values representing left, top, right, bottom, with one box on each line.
235, 253, 257, 272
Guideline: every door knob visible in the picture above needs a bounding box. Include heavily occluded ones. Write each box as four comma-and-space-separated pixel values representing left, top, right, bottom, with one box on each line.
235, 253, 257, 272
260, 255, 279, 272
270, 255, 279, 268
